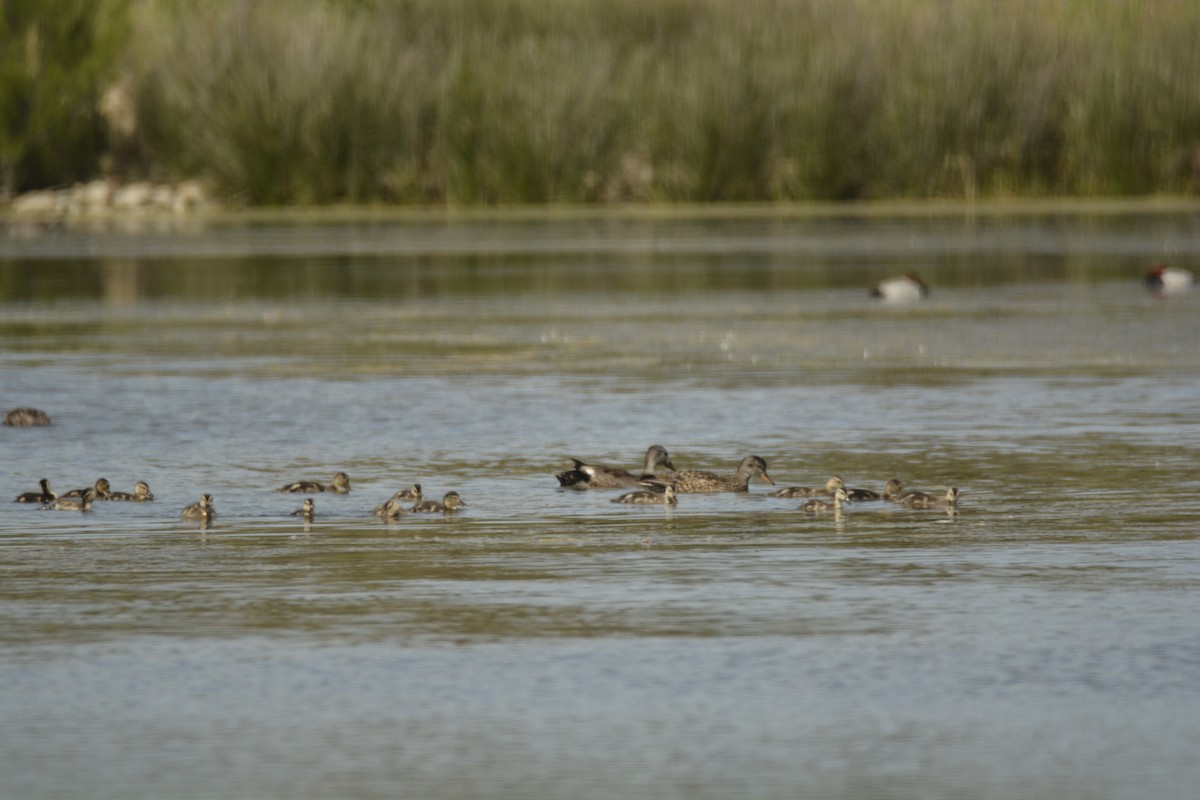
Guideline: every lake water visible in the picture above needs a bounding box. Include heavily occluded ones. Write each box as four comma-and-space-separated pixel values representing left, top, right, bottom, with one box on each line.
2, 205, 1199, 799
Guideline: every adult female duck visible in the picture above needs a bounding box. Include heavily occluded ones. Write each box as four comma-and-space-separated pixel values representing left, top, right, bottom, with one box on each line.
664, 455, 774, 494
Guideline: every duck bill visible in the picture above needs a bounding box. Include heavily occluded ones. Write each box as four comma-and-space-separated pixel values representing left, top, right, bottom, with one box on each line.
759, 472, 776, 485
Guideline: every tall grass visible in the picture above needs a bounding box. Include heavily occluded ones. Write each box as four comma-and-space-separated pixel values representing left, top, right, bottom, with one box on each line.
115, 0, 1200, 204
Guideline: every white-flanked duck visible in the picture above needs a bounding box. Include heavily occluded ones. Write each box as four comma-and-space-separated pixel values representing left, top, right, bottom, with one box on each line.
556, 444, 676, 489
870, 273, 928, 302
1144, 263, 1195, 294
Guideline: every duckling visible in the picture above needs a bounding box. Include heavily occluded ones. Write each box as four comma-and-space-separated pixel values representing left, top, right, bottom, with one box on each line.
393, 483, 423, 500
1144, 263, 1195, 294
107, 481, 155, 501
43, 487, 96, 511
843, 478, 904, 502
556, 444, 676, 489
612, 483, 678, 505
14, 478, 55, 504
3, 407, 52, 427
291, 498, 315, 520
897, 487, 959, 509
180, 494, 216, 521
870, 272, 929, 302
374, 497, 409, 519
769, 475, 843, 498
411, 491, 467, 513
800, 487, 850, 514
881, 479, 907, 502
62, 478, 111, 500
664, 455, 775, 494
277, 471, 351, 494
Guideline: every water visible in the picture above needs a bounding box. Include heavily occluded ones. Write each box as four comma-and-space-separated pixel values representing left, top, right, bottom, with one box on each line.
2, 206, 1200, 799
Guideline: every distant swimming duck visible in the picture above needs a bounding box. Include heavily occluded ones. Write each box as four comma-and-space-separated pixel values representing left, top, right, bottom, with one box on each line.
769, 475, 844, 498
3, 407, 52, 427
881, 479, 906, 502
1144, 263, 1195, 294
870, 273, 928, 302
665, 455, 774, 494
556, 444, 676, 489
291, 498, 315, 520
63, 478, 111, 500
800, 487, 850, 514
180, 494, 216, 521
897, 487, 959, 509
411, 491, 467, 513
14, 478, 56, 504
43, 487, 96, 511
277, 472, 351, 494
107, 481, 154, 501
612, 483, 678, 505
374, 497, 409, 519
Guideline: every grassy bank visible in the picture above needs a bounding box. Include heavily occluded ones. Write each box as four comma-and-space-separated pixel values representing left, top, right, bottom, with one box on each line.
7, 0, 1200, 205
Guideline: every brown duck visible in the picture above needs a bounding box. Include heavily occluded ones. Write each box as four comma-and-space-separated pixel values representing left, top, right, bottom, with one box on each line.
665, 455, 774, 494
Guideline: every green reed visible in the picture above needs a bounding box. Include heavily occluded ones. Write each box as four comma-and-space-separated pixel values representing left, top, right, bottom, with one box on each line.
66, 0, 1200, 204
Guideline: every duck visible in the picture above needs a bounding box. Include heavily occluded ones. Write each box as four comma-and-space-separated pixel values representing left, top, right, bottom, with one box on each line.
180, 494, 216, 521
14, 478, 56, 504
411, 491, 467, 513
843, 478, 905, 502
897, 487, 959, 509
870, 273, 928, 302
107, 481, 154, 501
374, 497, 409, 519
277, 471, 351, 494
881, 479, 907, 502
556, 444, 676, 489
62, 478, 111, 500
663, 455, 774, 494
1144, 263, 1195, 294
769, 475, 843, 498
291, 498, 315, 520
800, 487, 850, 514
393, 483, 423, 500
612, 483, 678, 505
3, 407, 52, 427
43, 487, 96, 511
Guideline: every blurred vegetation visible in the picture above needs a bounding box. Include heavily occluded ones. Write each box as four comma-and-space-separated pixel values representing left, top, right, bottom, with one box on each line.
5, 0, 1200, 205
0, 0, 129, 198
